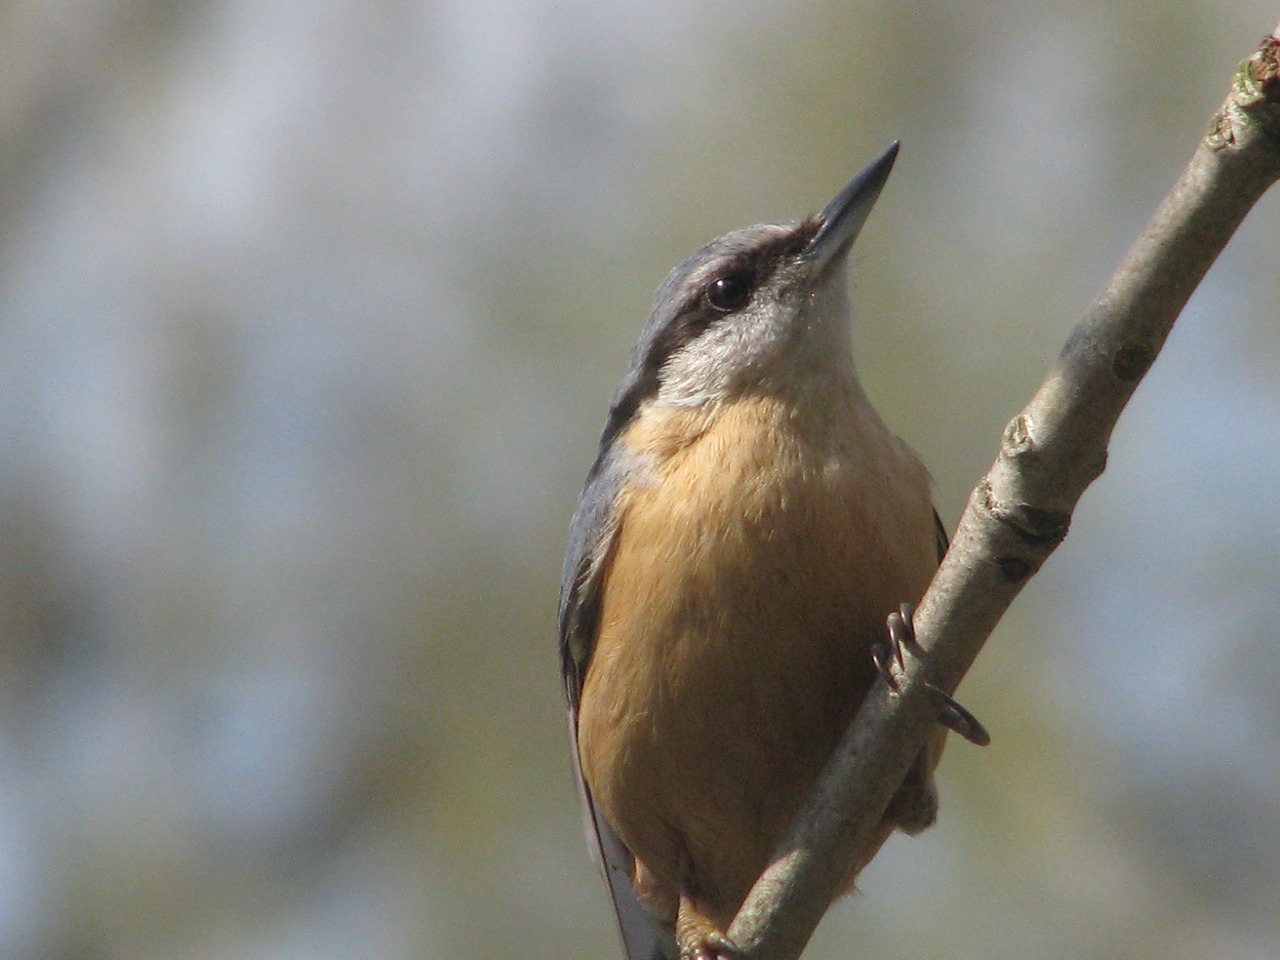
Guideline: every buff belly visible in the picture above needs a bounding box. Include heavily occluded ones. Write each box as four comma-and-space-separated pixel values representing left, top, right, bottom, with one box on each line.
576, 392, 940, 927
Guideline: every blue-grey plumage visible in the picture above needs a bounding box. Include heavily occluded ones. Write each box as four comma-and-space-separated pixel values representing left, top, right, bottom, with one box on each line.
560, 436, 676, 960
560, 143, 946, 960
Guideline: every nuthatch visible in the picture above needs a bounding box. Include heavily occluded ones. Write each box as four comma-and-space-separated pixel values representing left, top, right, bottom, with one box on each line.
560, 143, 969, 960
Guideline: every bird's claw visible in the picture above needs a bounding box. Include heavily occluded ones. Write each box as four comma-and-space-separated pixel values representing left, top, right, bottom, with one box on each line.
872, 602, 918, 692
680, 931, 742, 960
676, 898, 742, 960
876, 603, 990, 747
926, 682, 990, 746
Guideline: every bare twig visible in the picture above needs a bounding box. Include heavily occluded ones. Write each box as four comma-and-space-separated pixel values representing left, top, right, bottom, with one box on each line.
728, 23, 1280, 960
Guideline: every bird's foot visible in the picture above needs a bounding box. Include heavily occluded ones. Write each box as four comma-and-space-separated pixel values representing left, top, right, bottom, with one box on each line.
676, 899, 741, 960
874, 603, 990, 747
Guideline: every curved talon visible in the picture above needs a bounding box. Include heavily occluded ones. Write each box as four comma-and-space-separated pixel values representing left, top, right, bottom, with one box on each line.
881, 603, 990, 746
877, 604, 915, 690
680, 932, 742, 960
888, 602, 918, 656
927, 683, 991, 746
871, 641, 900, 691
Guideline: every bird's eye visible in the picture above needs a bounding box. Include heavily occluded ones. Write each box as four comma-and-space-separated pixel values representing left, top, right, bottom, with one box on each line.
705, 272, 754, 312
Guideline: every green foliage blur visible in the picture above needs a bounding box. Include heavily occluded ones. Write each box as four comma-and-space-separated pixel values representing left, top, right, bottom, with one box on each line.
0, 2, 1277, 959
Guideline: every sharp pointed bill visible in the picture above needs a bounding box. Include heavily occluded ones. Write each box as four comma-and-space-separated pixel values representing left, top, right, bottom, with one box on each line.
804, 140, 899, 273
560, 140, 963, 960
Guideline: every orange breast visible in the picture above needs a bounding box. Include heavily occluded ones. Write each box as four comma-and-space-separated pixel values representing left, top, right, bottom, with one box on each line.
576, 388, 938, 924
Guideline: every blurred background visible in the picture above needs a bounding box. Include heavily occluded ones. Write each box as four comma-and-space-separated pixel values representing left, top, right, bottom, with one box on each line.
1, 1, 1278, 958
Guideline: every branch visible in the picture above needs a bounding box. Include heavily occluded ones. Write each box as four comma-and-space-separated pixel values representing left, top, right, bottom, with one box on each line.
728, 24, 1280, 960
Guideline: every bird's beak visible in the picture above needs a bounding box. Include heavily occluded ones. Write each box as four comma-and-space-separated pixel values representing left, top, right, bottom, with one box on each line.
803, 141, 899, 273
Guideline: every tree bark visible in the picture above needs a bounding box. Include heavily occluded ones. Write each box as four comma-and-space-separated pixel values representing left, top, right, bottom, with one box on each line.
727, 23, 1280, 960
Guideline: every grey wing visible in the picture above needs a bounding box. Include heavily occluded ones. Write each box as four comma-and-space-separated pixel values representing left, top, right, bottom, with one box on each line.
559, 445, 675, 960
933, 507, 949, 563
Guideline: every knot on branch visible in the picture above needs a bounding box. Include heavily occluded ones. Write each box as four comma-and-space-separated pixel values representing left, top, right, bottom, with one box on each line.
1250, 34, 1280, 97
993, 556, 1033, 582
978, 477, 1070, 548
1000, 413, 1108, 489
1001, 414, 1035, 456
1113, 341, 1154, 381
1210, 32, 1280, 149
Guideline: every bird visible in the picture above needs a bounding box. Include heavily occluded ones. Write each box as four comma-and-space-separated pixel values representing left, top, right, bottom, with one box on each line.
559, 143, 966, 960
